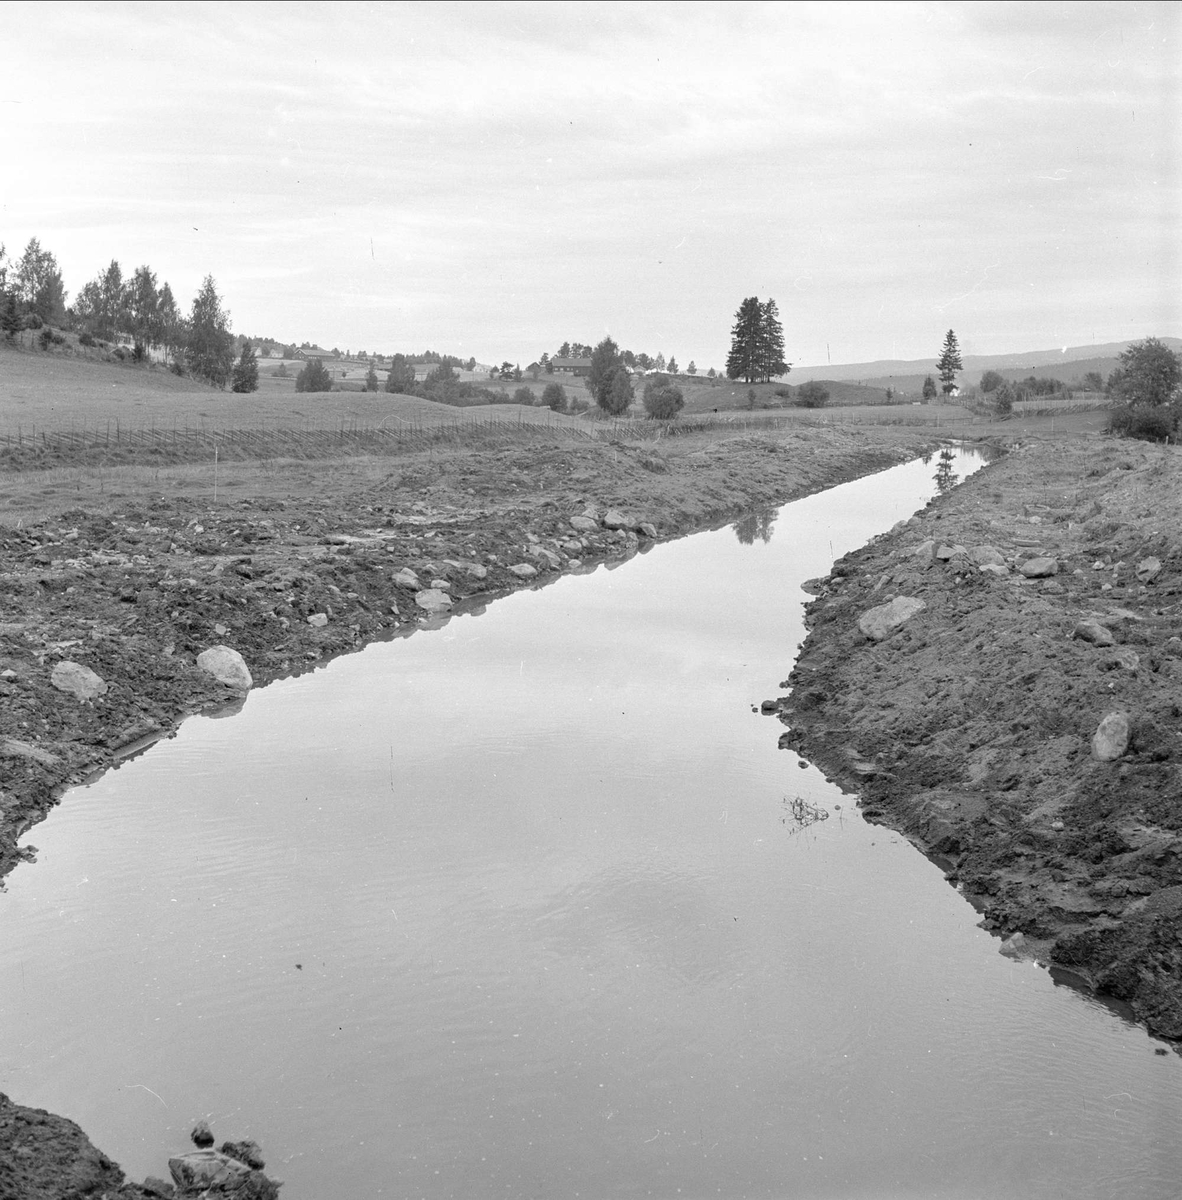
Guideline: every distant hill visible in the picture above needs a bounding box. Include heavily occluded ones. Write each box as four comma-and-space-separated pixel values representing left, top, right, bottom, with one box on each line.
791, 338, 1182, 394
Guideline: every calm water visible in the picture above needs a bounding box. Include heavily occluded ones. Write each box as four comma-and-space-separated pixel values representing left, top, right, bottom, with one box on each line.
1, 449, 1180, 1199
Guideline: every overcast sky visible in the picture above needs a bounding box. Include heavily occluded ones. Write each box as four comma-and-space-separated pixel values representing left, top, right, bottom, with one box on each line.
3, 1, 1178, 369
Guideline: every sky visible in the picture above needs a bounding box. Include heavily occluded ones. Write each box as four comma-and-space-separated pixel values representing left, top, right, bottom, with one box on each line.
2, 1, 1179, 370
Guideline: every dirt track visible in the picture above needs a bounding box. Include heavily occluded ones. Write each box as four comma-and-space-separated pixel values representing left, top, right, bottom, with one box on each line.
774, 436, 1182, 1043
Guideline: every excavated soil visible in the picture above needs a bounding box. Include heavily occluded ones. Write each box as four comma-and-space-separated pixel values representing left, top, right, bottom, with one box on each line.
774, 437, 1182, 1043
0, 423, 933, 1194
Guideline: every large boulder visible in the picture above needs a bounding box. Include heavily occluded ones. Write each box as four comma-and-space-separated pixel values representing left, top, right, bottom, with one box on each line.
50, 661, 108, 702
1092, 710, 1130, 760
602, 509, 631, 531
968, 545, 1006, 567
196, 645, 252, 691
1073, 620, 1115, 647
857, 596, 926, 641
1020, 557, 1059, 578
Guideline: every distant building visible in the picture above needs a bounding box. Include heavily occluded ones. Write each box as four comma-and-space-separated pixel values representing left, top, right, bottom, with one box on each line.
551, 357, 592, 376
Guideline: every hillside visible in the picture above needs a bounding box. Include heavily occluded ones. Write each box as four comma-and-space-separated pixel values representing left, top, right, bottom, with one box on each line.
791, 338, 1182, 393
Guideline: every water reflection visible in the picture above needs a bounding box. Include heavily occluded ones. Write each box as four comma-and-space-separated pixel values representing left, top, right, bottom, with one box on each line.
934, 446, 959, 493
732, 509, 777, 545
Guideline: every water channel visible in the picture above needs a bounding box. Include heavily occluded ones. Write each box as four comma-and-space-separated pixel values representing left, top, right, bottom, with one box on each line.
1, 449, 1180, 1198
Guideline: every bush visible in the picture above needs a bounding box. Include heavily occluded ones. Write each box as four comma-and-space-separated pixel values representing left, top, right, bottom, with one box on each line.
541, 382, 567, 412
1108, 403, 1178, 443
513, 386, 535, 405
38, 327, 53, 351
24, 313, 43, 331
642, 375, 684, 419
980, 369, 1004, 393
994, 382, 1016, 416
794, 381, 829, 408
78, 331, 96, 347
296, 359, 333, 393
170, 358, 186, 376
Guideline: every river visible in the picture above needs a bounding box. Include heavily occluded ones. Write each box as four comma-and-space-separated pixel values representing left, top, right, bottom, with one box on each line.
1, 448, 1180, 1198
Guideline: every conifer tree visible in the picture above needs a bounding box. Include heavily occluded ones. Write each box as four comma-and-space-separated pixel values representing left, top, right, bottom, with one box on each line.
231, 340, 259, 393
936, 329, 963, 397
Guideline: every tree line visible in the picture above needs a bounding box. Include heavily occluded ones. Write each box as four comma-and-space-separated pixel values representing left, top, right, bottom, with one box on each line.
0, 236, 258, 392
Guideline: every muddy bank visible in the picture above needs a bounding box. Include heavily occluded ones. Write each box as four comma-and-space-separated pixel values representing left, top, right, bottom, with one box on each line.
773, 437, 1182, 1043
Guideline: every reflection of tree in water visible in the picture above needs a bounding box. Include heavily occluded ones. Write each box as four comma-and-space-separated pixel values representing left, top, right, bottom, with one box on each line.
733, 510, 777, 545
934, 448, 959, 494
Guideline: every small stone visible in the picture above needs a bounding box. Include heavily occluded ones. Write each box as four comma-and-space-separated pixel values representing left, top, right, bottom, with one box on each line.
213, 623, 228, 636
508, 563, 537, 578
530, 546, 561, 569
1092, 710, 1130, 760
637, 522, 658, 539
430, 579, 451, 590
1073, 620, 1115, 647
307, 612, 328, 627
857, 596, 926, 641
912, 539, 936, 559
1107, 647, 1140, 672
999, 932, 1028, 959
1020, 557, 1059, 578
569, 515, 599, 533
414, 589, 453, 612
1136, 556, 1162, 584
979, 563, 1009, 576
196, 646, 252, 691
392, 568, 421, 590
50, 661, 108, 702
191, 1121, 215, 1148
1051, 820, 1065, 831
602, 509, 630, 530
934, 544, 965, 561
466, 563, 488, 579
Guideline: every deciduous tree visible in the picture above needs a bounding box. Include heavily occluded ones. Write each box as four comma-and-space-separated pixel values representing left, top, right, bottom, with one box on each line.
365, 363, 379, 391
385, 354, 416, 394
541, 381, 567, 412
14, 238, 67, 326
1110, 337, 1181, 407
642, 375, 684, 419
127, 265, 160, 359
980, 369, 1004, 394
588, 336, 624, 411
936, 329, 963, 397
186, 275, 234, 388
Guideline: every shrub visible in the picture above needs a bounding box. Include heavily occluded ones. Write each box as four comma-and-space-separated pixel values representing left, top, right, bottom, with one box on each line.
642, 375, 684, 419
1108, 404, 1178, 443
24, 312, 44, 331
794, 381, 829, 408
38, 327, 53, 351
78, 331, 96, 347
994, 382, 1016, 416
170, 358, 186, 376
541, 381, 567, 412
513, 386, 535, 405
980, 369, 1004, 393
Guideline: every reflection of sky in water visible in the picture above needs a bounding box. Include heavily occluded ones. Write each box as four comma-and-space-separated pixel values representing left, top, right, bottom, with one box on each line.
1, 449, 1179, 1198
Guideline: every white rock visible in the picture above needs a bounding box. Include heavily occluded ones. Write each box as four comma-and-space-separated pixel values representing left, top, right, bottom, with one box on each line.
1092, 711, 1130, 760
508, 563, 537, 578
466, 563, 488, 579
307, 612, 328, 627
857, 596, 926, 641
999, 932, 1028, 959
968, 545, 1005, 567
50, 661, 108, 702
1073, 620, 1115, 647
392, 568, 421, 589
979, 563, 1010, 576
602, 509, 630, 530
415, 588, 453, 612
1136, 557, 1162, 584
912, 539, 936, 559
637, 522, 658, 539
569, 515, 598, 533
196, 645, 252, 691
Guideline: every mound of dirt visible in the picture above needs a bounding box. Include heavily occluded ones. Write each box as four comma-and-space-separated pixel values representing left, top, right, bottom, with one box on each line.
773, 437, 1182, 1041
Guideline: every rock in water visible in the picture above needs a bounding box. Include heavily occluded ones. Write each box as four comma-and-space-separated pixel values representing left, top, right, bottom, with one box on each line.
1073, 620, 1115, 647
857, 596, 926, 641
1092, 711, 1130, 760
50, 661, 108, 702
415, 588, 453, 612
196, 646, 253, 691
1020, 557, 1059, 578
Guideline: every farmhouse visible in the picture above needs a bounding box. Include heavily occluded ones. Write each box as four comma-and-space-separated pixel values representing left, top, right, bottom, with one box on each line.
550, 357, 592, 376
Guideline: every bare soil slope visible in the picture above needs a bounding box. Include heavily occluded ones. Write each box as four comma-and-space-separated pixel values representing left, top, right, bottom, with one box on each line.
774, 437, 1182, 1041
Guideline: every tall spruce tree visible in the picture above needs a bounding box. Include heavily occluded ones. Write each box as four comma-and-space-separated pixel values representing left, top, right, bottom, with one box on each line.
726, 296, 787, 383
936, 329, 963, 397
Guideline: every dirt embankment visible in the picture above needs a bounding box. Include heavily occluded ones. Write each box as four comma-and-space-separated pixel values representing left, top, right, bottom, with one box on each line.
774, 437, 1182, 1042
